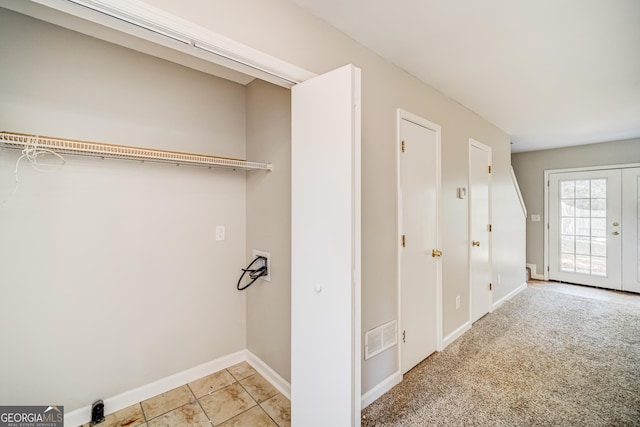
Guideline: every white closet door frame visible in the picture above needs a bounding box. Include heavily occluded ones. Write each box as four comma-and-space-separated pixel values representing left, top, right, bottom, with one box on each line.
543, 163, 640, 281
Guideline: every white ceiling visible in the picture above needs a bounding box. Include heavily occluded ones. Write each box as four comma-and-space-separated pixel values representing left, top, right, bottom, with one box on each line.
291, 0, 640, 152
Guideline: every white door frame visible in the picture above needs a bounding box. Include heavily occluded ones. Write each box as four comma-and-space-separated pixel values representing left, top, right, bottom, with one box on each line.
396, 108, 443, 375
468, 139, 493, 322
543, 163, 640, 281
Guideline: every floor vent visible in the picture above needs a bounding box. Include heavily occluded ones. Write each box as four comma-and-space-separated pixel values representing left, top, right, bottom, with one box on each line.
365, 320, 397, 360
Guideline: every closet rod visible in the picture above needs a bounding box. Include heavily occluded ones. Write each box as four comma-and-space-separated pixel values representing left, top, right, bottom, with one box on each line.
0, 131, 272, 171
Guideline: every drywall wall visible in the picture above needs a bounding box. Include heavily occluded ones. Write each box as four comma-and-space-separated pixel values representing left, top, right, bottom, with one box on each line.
245, 79, 292, 382
142, 0, 524, 393
0, 9, 248, 410
512, 138, 640, 275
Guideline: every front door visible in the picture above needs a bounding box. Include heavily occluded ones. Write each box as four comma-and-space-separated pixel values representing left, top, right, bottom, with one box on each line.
549, 169, 622, 289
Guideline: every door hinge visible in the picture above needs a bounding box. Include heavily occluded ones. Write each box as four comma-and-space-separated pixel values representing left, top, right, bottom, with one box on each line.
402, 234, 406, 247
488, 224, 492, 232
401, 140, 405, 153
488, 165, 492, 174
489, 282, 493, 291
402, 330, 406, 343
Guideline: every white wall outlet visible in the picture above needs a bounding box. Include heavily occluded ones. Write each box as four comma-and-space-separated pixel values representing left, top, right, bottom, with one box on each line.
252, 249, 271, 282
215, 226, 225, 241
531, 214, 541, 222
455, 296, 460, 309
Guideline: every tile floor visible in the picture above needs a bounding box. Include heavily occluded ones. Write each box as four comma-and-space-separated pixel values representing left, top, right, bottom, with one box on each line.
82, 362, 290, 427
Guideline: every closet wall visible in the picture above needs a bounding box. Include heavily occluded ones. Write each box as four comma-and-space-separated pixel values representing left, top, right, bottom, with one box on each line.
0, 9, 249, 410
245, 79, 292, 382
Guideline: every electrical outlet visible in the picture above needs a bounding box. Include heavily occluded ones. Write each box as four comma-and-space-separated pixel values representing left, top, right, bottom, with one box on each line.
90, 399, 104, 425
252, 250, 271, 282
455, 296, 460, 309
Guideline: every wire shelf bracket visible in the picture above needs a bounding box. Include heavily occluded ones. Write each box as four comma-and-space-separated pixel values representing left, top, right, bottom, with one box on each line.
0, 131, 272, 171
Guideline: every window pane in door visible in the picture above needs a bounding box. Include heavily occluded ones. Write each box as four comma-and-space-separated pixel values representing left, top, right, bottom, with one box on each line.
576, 180, 590, 198
592, 256, 606, 276
561, 254, 575, 272
576, 199, 590, 217
561, 181, 575, 198
575, 237, 590, 255
557, 178, 608, 277
591, 238, 606, 257
591, 199, 606, 217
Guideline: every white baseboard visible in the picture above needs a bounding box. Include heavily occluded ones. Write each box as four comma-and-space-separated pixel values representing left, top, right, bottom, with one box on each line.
360, 370, 402, 409
245, 350, 291, 400
442, 321, 471, 350
526, 263, 545, 280
492, 282, 528, 311
64, 350, 246, 427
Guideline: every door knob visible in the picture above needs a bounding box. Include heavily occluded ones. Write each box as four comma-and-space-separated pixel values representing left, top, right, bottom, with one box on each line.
612, 231, 620, 236
472, 241, 480, 247
432, 249, 443, 257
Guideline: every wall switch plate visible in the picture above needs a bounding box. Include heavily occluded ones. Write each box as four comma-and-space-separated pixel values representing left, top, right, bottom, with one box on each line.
531, 214, 541, 222
215, 226, 225, 240
455, 296, 460, 309
457, 187, 467, 199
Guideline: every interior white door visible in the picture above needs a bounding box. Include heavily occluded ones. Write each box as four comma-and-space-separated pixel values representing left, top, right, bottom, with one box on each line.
291, 64, 361, 427
469, 140, 492, 323
622, 167, 640, 293
548, 169, 622, 289
399, 116, 440, 374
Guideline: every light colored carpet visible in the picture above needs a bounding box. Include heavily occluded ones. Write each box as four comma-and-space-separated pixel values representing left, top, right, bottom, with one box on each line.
362, 287, 640, 426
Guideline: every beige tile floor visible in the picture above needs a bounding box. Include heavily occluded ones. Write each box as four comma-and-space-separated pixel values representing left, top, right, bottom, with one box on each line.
82, 362, 290, 427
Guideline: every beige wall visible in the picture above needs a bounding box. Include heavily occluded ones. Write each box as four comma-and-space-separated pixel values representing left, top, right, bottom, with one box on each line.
142, 0, 525, 391
0, 0, 529, 408
512, 138, 640, 275
0, 9, 248, 410
245, 79, 292, 382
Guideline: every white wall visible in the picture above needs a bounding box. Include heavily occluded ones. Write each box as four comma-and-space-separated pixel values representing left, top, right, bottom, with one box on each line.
141, 0, 525, 393
0, 9, 247, 410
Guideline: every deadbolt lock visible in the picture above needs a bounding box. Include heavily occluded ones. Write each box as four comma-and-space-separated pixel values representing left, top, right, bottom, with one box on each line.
613, 222, 620, 226
612, 231, 620, 236
432, 249, 443, 257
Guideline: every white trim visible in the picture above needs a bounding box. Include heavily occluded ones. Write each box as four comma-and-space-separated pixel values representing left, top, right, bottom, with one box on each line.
64, 350, 246, 426
30, 0, 317, 87
246, 351, 291, 400
526, 263, 545, 280
442, 322, 472, 350
396, 109, 443, 378
492, 282, 527, 311
511, 166, 527, 218
360, 370, 402, 409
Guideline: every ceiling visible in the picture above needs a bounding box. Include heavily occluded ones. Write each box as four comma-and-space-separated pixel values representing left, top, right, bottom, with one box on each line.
291, 0, 640, 153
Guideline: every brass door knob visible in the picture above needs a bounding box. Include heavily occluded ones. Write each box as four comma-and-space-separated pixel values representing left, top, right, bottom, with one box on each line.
472, 241, 480, 247
612, 231, 620, 236
432, 249, 443, 257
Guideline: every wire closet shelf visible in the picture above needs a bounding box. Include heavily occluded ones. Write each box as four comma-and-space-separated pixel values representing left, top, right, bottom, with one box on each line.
0, 131, 272, 171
